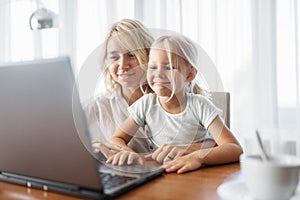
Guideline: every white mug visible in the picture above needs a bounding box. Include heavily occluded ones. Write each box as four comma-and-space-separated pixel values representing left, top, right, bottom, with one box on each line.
240, 154, 300, 200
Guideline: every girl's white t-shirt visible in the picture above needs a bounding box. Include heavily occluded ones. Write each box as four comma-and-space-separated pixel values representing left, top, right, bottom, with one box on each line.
128, 93, 222, 149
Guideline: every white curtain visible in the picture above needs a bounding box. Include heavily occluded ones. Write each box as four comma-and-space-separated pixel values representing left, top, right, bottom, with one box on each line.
1, 0, 300, 155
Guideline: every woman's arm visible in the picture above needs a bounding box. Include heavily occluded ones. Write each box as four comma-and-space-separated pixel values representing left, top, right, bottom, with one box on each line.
145, 140, 216, 163
92, 140, 122, 158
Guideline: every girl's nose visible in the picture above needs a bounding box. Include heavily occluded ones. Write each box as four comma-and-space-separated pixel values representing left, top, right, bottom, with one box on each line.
153, 66, 166, 77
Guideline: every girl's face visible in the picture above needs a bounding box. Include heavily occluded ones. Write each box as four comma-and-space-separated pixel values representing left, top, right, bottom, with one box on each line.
107, 38, 145, 88
147, 49, 193, 98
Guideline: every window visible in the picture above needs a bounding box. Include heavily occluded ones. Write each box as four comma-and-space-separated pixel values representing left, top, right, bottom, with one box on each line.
1, 0, 60, 62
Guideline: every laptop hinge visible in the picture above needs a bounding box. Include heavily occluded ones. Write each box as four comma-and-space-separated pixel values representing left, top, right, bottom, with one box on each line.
0, 172, 104, 199
0, 172, 78, 190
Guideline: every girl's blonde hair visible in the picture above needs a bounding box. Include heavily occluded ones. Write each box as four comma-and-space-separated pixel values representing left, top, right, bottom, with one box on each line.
150, 35, 206, 97
100, 19, 154, 93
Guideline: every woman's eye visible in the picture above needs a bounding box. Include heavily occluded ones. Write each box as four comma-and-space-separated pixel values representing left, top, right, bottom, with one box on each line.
109, 55, 119, 61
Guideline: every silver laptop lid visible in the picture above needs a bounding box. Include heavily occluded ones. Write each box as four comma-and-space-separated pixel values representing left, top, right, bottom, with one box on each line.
0, 57, 102, 191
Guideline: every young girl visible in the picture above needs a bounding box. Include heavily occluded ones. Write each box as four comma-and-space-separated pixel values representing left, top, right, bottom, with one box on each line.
108, 35, 243, 173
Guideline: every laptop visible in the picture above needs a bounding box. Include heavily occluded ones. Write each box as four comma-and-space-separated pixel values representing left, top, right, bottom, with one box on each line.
0, 57, 164, 199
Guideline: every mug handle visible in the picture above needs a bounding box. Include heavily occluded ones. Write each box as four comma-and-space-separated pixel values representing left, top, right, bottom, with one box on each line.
29, 12, 35, 30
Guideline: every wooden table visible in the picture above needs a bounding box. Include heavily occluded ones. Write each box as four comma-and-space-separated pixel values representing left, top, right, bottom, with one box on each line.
0, 163, 240, 200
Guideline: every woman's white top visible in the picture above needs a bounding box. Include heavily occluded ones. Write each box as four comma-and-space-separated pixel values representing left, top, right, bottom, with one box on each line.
128, 93, 222, 149
84, 85, 151, 153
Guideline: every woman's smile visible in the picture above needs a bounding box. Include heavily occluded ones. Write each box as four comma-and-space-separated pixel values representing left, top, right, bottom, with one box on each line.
118, 72, 136, 80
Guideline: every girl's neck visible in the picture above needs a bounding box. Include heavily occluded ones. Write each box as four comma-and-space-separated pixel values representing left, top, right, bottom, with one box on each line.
158, 91, 187, 114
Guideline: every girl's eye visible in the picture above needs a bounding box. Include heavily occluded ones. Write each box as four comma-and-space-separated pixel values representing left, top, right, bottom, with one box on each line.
163, 66, 176, 70
128, 53, 136, 58
148, 65, 176, 70
149, 65, 158, 70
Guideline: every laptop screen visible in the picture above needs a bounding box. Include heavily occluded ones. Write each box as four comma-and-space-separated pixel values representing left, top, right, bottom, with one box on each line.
0, 57, 102, 191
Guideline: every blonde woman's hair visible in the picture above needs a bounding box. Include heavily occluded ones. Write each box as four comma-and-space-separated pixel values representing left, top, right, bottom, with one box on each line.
100, 19, 154, 93
150, 35, 207, 98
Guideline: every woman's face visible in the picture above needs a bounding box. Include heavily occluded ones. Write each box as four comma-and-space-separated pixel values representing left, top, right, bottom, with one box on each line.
106, 38, 145, 89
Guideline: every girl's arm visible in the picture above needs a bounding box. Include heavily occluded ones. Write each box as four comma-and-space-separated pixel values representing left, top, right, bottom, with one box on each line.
200, 115, 243, 165
110, 116, 140, 152
108, 116, 145, 165
163, 116, 243, 173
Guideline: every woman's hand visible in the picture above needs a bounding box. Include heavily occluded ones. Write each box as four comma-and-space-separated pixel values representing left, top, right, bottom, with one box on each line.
145, 141, 217, 164
106, 150, 144, 165
162, 151, 204, 174
92, 140, 122, 159
144, 144, 187, 164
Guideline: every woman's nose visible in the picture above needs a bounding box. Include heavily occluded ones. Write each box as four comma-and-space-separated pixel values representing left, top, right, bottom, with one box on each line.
118, 56, 130, 69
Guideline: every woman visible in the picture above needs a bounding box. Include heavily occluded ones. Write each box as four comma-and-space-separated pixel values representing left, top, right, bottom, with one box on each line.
85, 19, 154, 154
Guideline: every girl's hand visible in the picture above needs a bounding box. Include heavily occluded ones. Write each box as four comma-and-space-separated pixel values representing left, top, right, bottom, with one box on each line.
144, 144, 186, 164
162, 151, 203, 174
106, 150, 144, 165
92, 140, 122, 158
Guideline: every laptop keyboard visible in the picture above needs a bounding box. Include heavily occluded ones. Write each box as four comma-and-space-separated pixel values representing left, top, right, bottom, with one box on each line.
100, 172, 138, 192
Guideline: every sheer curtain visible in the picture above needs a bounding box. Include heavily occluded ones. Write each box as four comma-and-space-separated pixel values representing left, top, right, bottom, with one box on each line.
140, 0, 300, 156
1, 0, 299, 155
0, 0, 76, 64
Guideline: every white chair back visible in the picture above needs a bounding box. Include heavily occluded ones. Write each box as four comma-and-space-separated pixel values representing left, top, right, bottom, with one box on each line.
210, 92, 230, 128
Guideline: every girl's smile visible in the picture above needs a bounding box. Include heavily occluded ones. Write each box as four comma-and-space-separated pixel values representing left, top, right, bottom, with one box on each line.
152, 78, 171, 85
